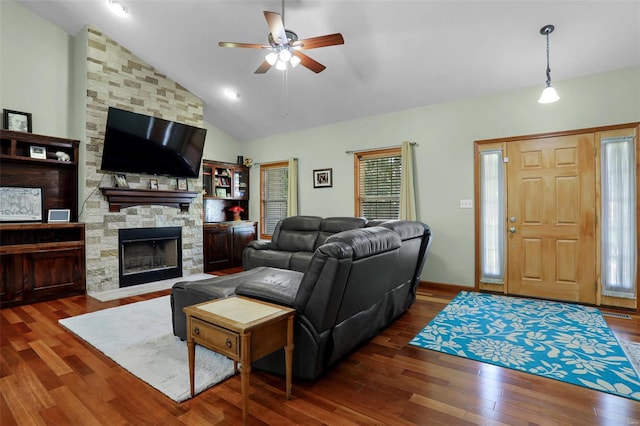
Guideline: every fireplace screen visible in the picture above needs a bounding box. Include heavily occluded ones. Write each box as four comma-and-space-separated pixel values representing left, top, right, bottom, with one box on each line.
118, 227, 182, 287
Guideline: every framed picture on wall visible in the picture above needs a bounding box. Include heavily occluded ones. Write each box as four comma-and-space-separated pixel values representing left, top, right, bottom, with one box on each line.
313, 168, 333, 188
2, 109, 32, 133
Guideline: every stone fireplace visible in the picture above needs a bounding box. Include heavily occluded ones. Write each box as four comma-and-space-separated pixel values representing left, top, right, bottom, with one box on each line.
81, 26, 204, 294
118, 227, 182, 287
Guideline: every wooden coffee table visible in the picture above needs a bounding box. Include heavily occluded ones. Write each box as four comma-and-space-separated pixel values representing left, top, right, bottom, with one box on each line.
183, 296, 295, 423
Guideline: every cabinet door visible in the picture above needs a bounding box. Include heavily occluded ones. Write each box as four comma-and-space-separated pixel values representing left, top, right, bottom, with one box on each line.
213, 167, 232, 198
203, 227, 232, 271
22, 248, 85, 302
232, 225, 257, 265
0, 254, 23, 304
203, 163, 213, 196
233, 168, 249, 199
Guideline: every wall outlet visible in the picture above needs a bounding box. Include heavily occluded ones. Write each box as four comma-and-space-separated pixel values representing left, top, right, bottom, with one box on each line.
460, 199, 473, 209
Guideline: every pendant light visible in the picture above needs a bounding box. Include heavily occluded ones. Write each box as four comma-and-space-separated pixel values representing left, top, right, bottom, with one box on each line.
538, 24, 560, 104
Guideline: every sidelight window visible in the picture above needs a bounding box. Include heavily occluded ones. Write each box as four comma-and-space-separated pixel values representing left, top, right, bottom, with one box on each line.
479, 149, 506, 283
601, 136, 637, 298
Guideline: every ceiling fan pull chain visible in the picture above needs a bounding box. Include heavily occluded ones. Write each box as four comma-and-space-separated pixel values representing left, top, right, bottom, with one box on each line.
282, 69, 289, 118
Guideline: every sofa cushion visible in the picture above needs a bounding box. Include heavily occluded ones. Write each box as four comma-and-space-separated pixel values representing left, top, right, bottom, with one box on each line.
271, 216, 322, 251
290, 252, 314, 272
235, 267, 303, 307
243, 249, 293, 270
325, 226, 401, 260
315, 217, 367, 249
276, 229, 318, 252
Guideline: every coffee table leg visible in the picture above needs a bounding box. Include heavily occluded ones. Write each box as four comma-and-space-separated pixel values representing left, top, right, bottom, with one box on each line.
285, 315, 294, 399
241, 333, 251, 424
187, 334, 196, 398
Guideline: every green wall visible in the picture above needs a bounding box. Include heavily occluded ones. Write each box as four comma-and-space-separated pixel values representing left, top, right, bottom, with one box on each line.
243, 67, 640, 286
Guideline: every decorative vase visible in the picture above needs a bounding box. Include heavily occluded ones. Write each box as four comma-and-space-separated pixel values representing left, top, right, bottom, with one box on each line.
233, 211, 241, 221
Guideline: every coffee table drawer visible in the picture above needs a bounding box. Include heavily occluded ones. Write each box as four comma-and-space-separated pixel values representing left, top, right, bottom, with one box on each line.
191, 318, 239, 357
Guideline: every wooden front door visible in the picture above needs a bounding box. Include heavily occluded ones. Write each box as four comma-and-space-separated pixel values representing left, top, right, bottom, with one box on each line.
506, 134, 596, 303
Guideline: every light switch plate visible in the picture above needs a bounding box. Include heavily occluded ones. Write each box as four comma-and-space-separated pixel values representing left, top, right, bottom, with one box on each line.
460, 199, 473, 209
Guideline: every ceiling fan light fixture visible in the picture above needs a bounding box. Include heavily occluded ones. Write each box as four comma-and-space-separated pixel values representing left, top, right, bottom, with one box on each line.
289, 55, 301, 68
275, 60, 287, 71
538, 24, 559, 104
265, 52, 278, 65
278, 48, 292, 62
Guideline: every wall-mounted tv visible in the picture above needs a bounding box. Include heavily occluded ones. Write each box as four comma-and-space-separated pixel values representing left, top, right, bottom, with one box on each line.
100, 107, 207, 178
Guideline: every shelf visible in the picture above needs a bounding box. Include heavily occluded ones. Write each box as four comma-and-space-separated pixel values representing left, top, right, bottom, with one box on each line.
100, 187, 199, 212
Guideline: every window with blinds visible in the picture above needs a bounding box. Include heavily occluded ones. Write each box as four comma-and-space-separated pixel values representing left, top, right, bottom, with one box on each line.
354, 148, 402, 220
260, 162, 289, 238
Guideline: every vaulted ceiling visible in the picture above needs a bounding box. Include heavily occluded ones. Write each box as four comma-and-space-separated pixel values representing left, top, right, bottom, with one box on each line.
18, 0, 640, 141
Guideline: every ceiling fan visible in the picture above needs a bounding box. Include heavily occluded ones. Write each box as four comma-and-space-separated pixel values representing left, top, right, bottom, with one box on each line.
218, 2, 344, 74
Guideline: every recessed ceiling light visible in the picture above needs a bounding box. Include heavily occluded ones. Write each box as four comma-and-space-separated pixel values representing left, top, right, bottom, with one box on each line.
225, 89, 239, 100
108, 0, 128, 17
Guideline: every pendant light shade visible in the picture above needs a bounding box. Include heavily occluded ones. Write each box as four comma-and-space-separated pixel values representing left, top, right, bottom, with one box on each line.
538, 24, 560, 104
538, 86, 560, 104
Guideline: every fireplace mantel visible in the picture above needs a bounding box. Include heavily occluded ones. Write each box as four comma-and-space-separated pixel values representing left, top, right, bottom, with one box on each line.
100, 187, 199, 212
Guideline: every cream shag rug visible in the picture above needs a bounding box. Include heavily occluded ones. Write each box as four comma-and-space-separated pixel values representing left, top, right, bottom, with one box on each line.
59, 296, 234, 402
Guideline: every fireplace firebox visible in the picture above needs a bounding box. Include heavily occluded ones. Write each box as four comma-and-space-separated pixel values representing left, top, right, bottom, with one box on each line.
118, 227, 182, 287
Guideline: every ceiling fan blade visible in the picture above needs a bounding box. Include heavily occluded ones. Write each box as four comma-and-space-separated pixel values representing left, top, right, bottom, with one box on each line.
293, 33, 344, 50
254, 60, 272, 74
264, 11, 288, 45
219, 42, 269, 49
292, 51, 326, 73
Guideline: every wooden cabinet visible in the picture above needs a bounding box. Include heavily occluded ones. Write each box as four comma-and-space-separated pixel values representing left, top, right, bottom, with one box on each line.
0, 223, 86, 306
0, 130, 85, 307
201, 159, 255, 271
202, 160, 249, 200
203, 222, 257, 272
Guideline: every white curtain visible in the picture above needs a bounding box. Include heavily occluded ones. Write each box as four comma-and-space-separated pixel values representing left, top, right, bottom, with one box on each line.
287, 157, 298, 217
601, 136, 637, 299
479, 150, 505, 283
399, 141, 416, 220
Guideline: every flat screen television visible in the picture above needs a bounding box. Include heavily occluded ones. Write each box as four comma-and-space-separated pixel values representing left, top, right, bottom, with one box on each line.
100, 107, 207, 178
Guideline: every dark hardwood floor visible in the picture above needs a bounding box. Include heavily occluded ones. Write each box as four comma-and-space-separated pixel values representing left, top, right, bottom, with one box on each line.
2, 269, 639, 425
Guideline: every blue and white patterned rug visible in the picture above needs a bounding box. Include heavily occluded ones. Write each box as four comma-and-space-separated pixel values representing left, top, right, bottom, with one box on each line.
409, 291, 640, 401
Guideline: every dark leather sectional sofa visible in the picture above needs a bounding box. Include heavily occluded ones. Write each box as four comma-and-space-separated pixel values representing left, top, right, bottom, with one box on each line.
171, 216, 432, 380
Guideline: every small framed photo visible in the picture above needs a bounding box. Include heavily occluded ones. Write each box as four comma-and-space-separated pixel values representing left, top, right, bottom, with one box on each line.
176, 178, 188, 191
2, 109, 32, 133
313, 168, 333, 188
29, 145, 47, 159
114, 174, 128, 188
149, 178, 159, 190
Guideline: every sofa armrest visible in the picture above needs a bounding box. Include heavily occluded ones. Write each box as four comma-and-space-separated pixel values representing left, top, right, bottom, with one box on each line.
246, 239, 275, 250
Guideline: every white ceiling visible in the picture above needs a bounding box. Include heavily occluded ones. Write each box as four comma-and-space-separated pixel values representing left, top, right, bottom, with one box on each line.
18, 0, 640, 141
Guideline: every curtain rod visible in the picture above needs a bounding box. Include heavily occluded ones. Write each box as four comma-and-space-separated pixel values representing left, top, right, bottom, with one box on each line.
252, 158, 298, 166
344, 142, 418, 155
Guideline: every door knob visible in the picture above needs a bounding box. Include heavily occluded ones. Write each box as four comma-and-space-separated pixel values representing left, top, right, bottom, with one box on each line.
509, 227, 516, 233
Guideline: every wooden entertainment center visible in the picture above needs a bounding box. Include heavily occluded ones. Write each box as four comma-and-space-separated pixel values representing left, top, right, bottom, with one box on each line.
0, 129, 85, 307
